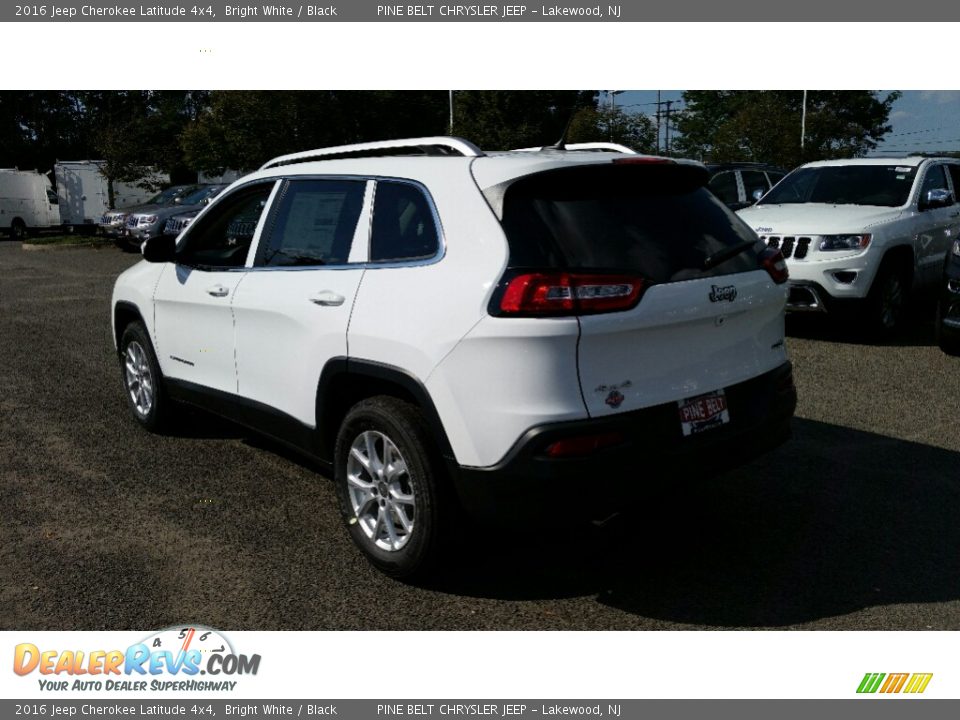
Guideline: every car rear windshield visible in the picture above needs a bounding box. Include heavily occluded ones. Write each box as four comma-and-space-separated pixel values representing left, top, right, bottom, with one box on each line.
758, 164, 918, 207
490, 164, 763, 284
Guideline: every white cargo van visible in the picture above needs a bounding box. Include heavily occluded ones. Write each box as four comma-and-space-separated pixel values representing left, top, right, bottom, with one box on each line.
0, 169, 61, 238
54, 161, 167, 230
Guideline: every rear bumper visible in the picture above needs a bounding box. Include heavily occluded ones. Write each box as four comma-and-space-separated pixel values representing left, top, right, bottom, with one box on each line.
451, 362, 797, 524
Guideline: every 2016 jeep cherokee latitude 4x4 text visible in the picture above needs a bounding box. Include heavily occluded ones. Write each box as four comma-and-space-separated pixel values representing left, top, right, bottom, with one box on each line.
111, 137, 797, 578
738, 156, 960, 334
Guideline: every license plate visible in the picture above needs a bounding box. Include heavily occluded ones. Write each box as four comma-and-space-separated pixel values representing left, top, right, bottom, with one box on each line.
678, 389, 730, 437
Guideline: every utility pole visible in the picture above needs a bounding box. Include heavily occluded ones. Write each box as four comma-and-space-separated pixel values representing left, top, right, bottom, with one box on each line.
655, 90, 661, 153
800, 89, 807, 155
664, 100, 673, 156
449, 90, 454, 135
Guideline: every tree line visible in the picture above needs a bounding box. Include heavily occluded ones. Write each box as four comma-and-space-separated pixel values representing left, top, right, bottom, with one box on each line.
0, 90, 898, 186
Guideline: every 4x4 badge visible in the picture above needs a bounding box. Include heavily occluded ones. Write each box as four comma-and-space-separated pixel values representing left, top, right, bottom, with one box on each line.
709, 284, 737, 302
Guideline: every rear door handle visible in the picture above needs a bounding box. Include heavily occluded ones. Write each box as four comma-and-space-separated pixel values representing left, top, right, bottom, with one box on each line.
309, 291, 345, 307
206, 284, 229, 298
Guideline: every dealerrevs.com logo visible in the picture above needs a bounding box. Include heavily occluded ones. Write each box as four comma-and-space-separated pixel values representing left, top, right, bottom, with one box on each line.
857, 673, 933, 694
13, 626, 261, 692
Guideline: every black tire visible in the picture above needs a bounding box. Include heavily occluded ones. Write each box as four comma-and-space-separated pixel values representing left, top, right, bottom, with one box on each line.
863, 259, 909, 337
9, 219, 27, 241
118, 321, 172, 432
334, 396, 449, 580
936, 298, 960, 356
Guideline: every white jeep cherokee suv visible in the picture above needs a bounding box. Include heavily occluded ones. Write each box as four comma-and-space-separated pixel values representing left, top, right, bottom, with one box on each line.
112, 137, 797, 578
738, 156, 960, 333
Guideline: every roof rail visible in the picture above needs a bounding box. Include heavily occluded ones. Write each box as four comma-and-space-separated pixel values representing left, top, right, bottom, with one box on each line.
260, 136, 484, 170
511, 142, 637, 155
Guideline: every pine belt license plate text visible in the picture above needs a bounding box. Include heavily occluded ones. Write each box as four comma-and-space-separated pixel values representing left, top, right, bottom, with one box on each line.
678, 389, 730, 436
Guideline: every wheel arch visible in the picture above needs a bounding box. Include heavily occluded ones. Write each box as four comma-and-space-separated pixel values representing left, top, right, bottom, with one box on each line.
881, 243, 916, 286
316, 358, 455, 463
113, 301, 146, 352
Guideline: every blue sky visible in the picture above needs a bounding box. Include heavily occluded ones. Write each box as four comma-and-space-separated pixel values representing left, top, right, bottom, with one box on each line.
613, 90, 960, 155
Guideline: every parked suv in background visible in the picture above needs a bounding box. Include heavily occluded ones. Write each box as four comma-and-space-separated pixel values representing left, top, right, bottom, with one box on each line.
100, 184, 198, 239
738, 157, 960, 334
707, 162, 787, 211
111, 137, 796, 578
124, 184, 226, 245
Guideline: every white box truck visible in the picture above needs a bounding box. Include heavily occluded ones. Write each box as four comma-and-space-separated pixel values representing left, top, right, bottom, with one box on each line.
0, 169, 61, 239
54, 161, 167, 231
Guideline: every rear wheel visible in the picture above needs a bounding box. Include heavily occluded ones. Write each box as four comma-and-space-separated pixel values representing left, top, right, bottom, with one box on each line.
9, 219, 27, 241
334, 396, 448, 580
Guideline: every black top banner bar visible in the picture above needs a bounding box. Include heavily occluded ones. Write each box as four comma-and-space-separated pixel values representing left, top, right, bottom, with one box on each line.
1, 0, 932, 21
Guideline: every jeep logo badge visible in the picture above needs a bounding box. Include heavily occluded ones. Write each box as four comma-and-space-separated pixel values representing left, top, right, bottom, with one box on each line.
709, 285, 737, 303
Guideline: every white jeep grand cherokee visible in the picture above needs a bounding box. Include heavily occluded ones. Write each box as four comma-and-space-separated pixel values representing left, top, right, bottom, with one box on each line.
738, 156, 960, 333
111, 137, 796, 578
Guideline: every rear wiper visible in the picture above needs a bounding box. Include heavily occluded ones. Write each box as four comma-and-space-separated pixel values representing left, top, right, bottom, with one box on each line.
703, 240, 758, 271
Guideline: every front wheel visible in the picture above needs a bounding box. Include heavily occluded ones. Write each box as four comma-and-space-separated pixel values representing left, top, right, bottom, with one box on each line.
864, 261, 909, 337
119, 321, 172, 432
334, 396, 447, 580
936, 298, 960, 356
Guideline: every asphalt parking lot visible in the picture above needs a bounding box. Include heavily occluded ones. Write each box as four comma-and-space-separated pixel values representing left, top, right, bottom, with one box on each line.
1, 241, 959, 631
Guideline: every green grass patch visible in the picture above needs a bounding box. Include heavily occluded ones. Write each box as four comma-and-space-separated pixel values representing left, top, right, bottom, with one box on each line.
22, 234, 114, 248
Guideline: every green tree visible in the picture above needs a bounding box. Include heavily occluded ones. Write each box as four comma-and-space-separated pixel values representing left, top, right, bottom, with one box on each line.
674, 91, 900, 168
182, 91, 452, 173
567, 106, 657, 152
450, 91, 596, 149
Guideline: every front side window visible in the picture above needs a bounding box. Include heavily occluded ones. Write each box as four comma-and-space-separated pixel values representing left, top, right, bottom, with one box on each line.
740, 170, 770, 199
919, 165, 949, 197
177, 183, 273, 269
370, 181, 440, 263
260, 179, 366, 267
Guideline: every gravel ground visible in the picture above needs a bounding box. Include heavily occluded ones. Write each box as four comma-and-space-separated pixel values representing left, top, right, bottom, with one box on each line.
1, 241, 958, 630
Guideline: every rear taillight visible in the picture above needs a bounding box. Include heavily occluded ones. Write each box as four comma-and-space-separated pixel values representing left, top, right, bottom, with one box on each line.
498, 272, 644, 316
760, 248, 789, 284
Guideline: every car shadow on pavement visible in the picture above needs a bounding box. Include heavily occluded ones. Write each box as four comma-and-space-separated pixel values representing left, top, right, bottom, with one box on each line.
785, 299, 938, 348
425, 417, 960, 628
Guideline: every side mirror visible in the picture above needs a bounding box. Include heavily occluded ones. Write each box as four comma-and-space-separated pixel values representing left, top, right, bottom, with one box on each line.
142, 235, 177, 263
920, 188, 953, 211
751, 188, 766, 202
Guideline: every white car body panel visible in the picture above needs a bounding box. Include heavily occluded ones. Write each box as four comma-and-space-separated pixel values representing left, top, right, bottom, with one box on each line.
577, 271, 787, 417
424, 316, 585, 468
233, 266, 365, 426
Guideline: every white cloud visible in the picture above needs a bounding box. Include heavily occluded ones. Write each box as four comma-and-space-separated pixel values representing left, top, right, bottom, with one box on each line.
918, 91, 960, 105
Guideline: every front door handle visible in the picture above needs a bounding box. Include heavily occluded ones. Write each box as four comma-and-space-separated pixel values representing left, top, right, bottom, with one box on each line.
309, 291, 345, 307
206, 284, 229, 298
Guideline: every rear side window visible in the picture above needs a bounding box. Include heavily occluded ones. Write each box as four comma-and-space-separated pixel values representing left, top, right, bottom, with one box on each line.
708, 171, 740, 205
370, 181, 440, 263
493, 164, 762, 284
260, 179, 365, 267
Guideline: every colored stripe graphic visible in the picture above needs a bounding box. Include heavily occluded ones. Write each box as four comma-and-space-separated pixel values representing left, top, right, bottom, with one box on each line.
857, 672, 932, 694
880, 673, 909, 693
904, 674, 933, 694
857, 673, 885, 693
